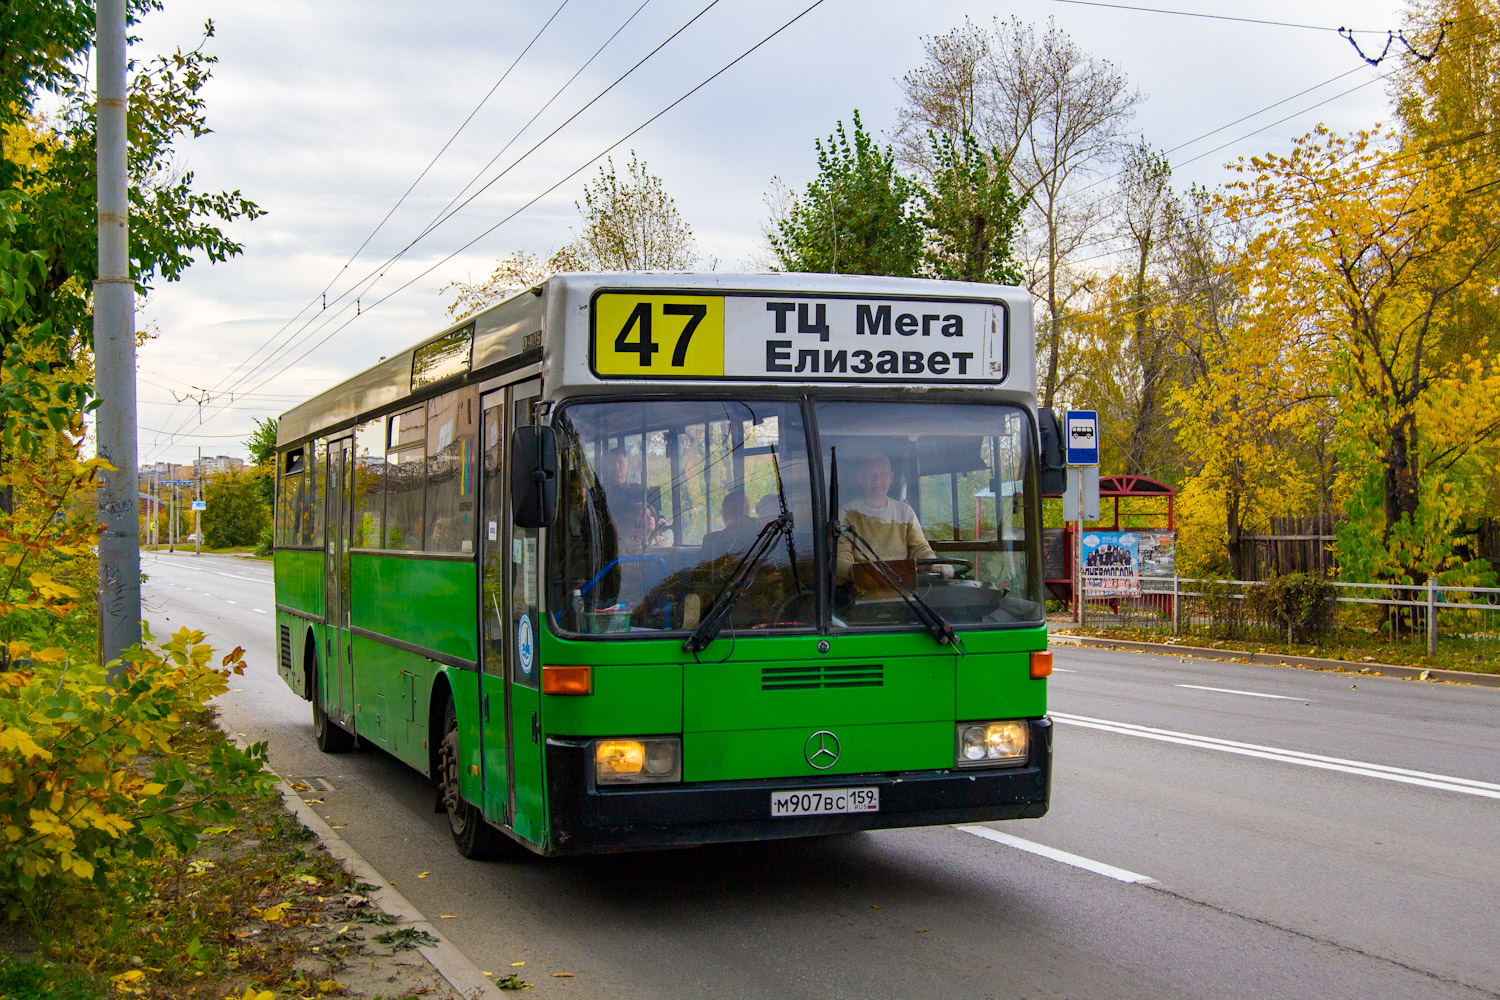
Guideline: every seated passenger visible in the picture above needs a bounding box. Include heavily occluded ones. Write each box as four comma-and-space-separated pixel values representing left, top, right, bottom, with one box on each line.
835, 452, 952, 583
754, 492, 781, 522
617, 502, 664, 556
701, 489, 759, 563
615, 502, 667, 610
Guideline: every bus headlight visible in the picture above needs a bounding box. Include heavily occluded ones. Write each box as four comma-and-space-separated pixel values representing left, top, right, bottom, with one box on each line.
955, 721, 1028, 766
594, 738, 682, 785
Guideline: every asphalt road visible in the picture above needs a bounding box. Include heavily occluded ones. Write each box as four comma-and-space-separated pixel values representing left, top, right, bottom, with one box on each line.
143, 550, 1500, 999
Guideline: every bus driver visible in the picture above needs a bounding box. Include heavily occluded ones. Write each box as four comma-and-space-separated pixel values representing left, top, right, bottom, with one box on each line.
835, 452, 953, 583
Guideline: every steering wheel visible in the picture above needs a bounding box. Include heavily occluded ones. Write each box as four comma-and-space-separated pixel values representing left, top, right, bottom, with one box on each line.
917, 557, 974, 579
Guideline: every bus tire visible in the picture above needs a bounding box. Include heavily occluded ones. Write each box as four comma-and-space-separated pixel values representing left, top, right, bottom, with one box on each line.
311, 644, 355, 754
439, 700, 504, 860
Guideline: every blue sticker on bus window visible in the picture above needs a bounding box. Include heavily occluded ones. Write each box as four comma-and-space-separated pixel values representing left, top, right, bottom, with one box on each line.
517, 612, 535, 677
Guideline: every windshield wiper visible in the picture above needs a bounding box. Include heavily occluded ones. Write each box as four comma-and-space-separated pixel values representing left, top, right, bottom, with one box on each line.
828, 446, 962, 653
683, 513, 792, 654
684, 448, 807, 654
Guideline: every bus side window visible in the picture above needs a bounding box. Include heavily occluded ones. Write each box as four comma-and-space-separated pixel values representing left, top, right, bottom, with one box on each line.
386, 408, 426, 551
302, 444, 323, 548
353, 420, 385, 548
425, 387, 477, 553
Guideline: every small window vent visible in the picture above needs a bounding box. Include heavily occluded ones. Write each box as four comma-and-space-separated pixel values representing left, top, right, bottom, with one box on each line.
762, 664, 882, 691
279, 624, 292, 674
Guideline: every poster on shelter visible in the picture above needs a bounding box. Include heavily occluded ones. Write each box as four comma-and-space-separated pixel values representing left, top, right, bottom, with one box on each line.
1138, 533, 1176, 578
1081, 531, 1141, 597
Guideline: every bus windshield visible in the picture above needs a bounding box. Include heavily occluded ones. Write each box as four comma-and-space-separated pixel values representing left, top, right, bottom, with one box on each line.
818, 399, 1042, 630
550, 399, 816, 635
548, 397, 1042, 637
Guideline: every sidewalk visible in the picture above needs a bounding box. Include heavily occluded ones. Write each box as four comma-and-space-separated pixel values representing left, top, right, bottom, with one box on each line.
1048, 631, 1500, 689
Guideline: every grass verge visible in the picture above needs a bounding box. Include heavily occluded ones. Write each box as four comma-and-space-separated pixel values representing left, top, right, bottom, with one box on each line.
1052, 624, 1499, 674
1, 713, 460, 1000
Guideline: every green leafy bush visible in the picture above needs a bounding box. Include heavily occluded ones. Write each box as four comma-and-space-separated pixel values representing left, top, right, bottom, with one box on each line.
1255, 572, 1338, 642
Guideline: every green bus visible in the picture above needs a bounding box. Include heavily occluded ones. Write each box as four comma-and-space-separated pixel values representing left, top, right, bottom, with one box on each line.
272, 273, 1057, 857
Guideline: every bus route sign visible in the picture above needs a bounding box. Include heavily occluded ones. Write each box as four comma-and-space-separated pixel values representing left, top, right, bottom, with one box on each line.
590, 291, 1007, 384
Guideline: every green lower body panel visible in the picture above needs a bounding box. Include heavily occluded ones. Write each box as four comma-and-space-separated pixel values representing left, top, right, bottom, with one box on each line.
684, 720, 954, 782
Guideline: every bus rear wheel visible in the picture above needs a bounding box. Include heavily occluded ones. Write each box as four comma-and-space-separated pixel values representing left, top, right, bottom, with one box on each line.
311, 645, 354, 754
439, 700, 505, 860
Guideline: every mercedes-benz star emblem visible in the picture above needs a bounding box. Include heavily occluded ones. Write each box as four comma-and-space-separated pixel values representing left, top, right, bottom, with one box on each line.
805, 730, 841, 770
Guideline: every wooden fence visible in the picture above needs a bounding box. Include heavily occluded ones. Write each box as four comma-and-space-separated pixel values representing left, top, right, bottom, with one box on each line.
1240, 514, 1338, 581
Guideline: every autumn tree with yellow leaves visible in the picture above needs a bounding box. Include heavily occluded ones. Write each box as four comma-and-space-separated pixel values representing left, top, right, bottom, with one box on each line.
1213, 124, 1500, 582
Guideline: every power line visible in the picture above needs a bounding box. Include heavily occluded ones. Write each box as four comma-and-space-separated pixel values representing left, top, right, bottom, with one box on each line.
190, 0, 834, 429
138, 425, 255, 439
1038, 0, 1387, 33
1063, 18, 1495, 268
190, 0, 713, 423
194, 0, 574, 410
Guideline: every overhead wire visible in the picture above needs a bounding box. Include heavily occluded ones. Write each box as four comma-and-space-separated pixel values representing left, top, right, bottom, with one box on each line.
1051, 16, 1495, 267
195, 0, 723, 419
148, 4, 1494, 452
198, 0, 576, 404
181, 0, 829, 437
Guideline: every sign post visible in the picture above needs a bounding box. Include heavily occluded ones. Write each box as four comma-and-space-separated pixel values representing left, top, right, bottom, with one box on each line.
1066, 410, 1099, 624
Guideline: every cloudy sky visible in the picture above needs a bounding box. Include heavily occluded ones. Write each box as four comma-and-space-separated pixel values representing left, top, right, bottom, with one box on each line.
127, 0, 1413, 466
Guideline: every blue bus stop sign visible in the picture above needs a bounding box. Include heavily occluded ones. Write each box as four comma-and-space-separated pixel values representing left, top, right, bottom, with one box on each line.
1066, 410, 1099, 466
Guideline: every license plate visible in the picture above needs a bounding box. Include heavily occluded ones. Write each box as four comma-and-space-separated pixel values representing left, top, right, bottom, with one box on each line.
770, 787, 879, 817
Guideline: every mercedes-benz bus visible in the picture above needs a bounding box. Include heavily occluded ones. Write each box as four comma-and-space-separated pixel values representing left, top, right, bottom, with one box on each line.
272, 273, 1055, 857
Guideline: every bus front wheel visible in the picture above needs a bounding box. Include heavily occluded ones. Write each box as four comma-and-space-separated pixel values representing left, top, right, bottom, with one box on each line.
311, 645, 354, 754
439, 700, 504, 859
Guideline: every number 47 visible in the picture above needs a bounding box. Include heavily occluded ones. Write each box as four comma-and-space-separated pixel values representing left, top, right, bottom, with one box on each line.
615, 302, 706, 367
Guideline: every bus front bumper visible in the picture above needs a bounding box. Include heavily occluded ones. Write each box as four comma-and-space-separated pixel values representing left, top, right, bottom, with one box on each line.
542, 717, 1051, 854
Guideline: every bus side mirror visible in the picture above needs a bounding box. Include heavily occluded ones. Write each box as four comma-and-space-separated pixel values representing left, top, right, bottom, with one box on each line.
511, 425, 557, 528
1037, 408, 1067, 497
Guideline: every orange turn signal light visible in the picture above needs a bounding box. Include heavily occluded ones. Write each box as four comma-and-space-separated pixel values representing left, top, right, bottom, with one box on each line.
542, 664, 592, 695
1030, 650, 1053, 679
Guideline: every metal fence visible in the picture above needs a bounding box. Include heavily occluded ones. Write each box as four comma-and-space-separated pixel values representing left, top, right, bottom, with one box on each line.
1074, 578, 1500, 667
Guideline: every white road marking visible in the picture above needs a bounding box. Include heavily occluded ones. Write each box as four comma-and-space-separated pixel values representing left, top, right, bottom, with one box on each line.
1175, 684, 1304, 701
1052, 667, 1077, 673
225, 600, 237, 605
955, 825, 1154, 884
253, 608, 268, 614
1052, 712, 1500, 800
214, 570, 269, 583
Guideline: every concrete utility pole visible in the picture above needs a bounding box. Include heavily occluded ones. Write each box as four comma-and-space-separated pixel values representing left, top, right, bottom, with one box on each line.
94, 0, 141, 677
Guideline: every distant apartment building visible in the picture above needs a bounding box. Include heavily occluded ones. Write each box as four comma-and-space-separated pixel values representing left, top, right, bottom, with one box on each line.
200, 455, 244, 475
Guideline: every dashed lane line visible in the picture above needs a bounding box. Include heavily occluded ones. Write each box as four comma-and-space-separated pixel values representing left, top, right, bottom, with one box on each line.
955, 825, 1154, 884
1175, 684, 1305, 701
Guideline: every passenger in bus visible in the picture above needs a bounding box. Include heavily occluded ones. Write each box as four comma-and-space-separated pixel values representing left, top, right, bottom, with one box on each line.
754, 492, 780, 522
617, 502, 664, 556
602, 447, 646, 507
615, 502, 667, 609
700, 489, 758, 563
835, 452, 952, 582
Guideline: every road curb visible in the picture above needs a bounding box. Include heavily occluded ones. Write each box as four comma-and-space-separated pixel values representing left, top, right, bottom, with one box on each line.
224, 732, 506, 1000
271, 778, 504, 1000
1047, 633, 1500, 689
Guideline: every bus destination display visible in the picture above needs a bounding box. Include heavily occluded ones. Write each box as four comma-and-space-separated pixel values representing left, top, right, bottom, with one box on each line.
591, 291, 1006, 383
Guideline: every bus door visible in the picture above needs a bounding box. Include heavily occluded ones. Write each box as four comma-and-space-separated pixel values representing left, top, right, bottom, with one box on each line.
324, 437, 354, 727
505, 379, 545, 843
477, 381, 546, 843
478, 396, 511, 825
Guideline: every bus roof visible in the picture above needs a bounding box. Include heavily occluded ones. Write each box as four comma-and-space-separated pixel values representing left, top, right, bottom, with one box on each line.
277, 272, 1034, 447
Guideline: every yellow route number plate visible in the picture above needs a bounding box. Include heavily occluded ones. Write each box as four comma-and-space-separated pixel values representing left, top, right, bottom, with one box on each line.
592, 293, 725, 378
